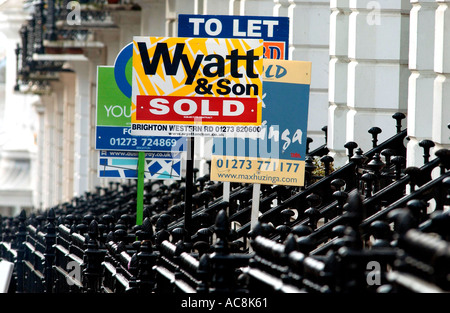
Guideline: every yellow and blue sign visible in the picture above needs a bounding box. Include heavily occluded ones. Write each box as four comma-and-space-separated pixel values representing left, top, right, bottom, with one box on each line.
210, 59, 312, 186
130, 36, 264, 137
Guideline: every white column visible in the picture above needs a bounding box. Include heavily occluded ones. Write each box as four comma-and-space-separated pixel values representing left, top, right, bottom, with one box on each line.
96, 29, 121, 65
87, 50, 104, 191
111, 10, 142, 49
42, 94, 55, 208
289, 0, 330, 151
229, 0, 241, 14
32, 101, 45, 210
328, 0, 350, 166
432, 0, 450, 154
203, 0, 234, 14
53, 83, 64, 205
70, 60, 90, 198
347, 0, 410, 154
407, 0, 438, 167
0, 7, 36, 154
60, 72, 76, 203
166, 0, 196, 36
274, 0, 291, 17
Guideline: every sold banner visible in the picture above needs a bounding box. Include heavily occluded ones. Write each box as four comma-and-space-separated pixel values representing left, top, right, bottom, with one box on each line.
210, 59, 312, 187
130, 36, 264, 137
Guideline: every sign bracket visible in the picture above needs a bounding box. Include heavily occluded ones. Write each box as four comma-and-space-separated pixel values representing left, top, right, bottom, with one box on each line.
136, 151, 145, 225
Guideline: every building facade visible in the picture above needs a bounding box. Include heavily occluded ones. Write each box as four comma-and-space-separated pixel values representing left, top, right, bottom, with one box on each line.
0, 0, 448, 215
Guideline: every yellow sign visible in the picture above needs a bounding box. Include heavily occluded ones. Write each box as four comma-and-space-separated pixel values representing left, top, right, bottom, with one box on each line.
130, 37, 264, 137
211, 156, 305, 186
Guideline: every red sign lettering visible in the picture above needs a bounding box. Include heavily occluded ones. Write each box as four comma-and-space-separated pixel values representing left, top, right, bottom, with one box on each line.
136, 95, 258, 124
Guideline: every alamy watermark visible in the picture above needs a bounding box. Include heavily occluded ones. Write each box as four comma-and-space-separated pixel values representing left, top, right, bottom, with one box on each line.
367, 1, 381, 26
66, 260, 81, 285
366, 261, 381, 286
66, 1, 81, 26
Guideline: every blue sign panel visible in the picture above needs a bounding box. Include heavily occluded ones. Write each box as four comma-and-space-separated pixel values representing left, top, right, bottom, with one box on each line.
178, 14, 289, 60
212, 80, 310, 159
98, 150, 182, 180
210, 59, 311, 186
96, 126, 186, 152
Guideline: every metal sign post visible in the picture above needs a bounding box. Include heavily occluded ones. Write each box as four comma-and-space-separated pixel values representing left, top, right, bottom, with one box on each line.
136, 151, 145, 225
184, 137, 195, 241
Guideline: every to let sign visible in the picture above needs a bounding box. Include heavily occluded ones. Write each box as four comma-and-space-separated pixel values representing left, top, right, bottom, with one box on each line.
130, 36, 264, 138
178, 14, 289, 60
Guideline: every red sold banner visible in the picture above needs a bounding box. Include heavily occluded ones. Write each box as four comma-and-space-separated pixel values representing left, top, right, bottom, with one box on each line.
136, 95, 258, 124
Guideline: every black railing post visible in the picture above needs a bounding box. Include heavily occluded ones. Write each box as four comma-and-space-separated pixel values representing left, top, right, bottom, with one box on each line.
304, 156, 316, 185
404, 167, 421, 192
209, 209, 234, 293
435, 149, 450, 175
368, 127, 382, 148
126, 253, 139, 293
135, 217, 157, 293
351, 147, 366, 190
320, 155, 334, 176
136, 239, 157, 293
406, 199, 428, 225
44, 208, 56, 293
361, 172, 376, 197
381, 148, 394, 171
392, 112, 406, 133
332, 179, 348, 218
322, 126, 328, 145
419, 139, 435, 164
82, 220, 105, 293
15, 210, 27, 293
344, 141, 358, 162
367, 153, 385, 192
391, 156, 406, 180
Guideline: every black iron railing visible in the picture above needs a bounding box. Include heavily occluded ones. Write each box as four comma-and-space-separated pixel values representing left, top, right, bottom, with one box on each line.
1, 113, 449, 293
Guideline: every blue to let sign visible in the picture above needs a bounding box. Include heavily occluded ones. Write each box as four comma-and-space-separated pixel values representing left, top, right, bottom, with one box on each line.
178, 14, 289, 60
